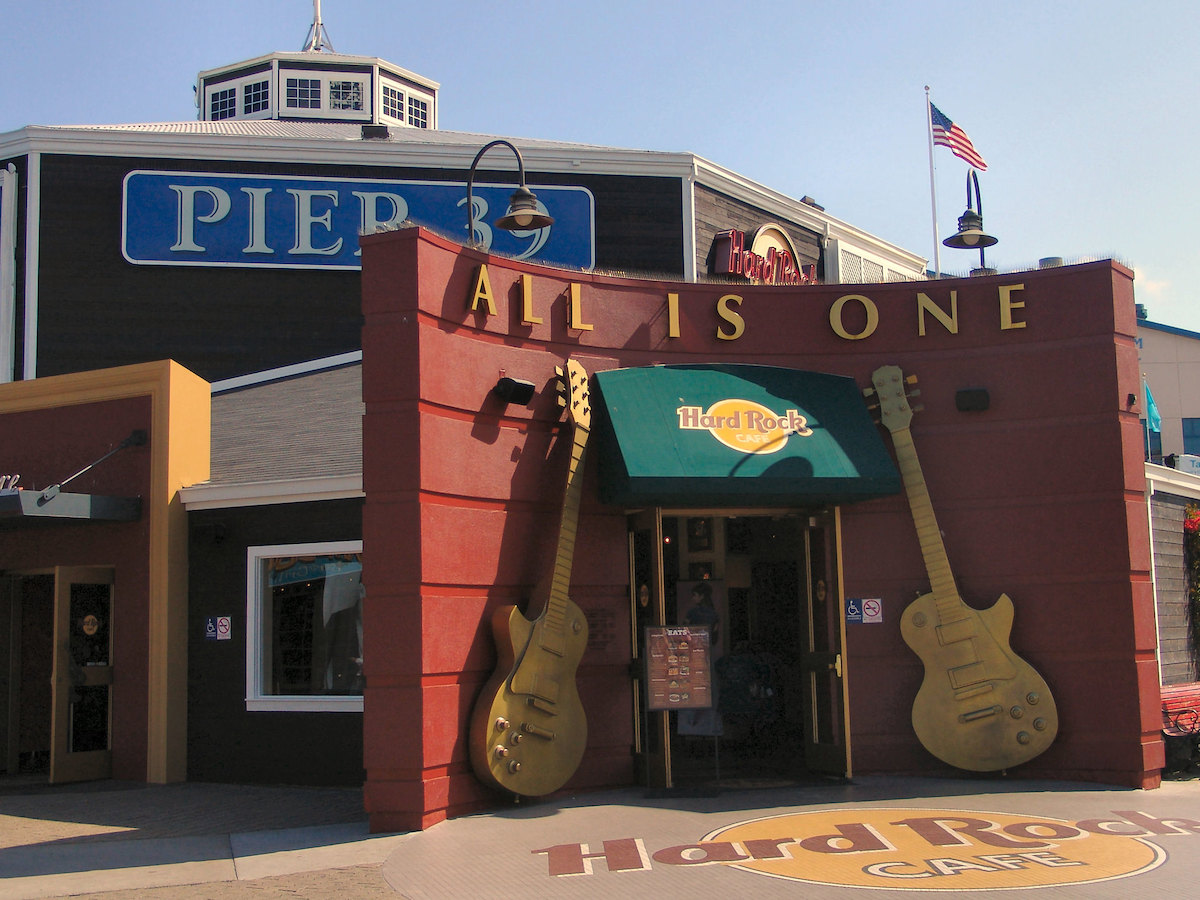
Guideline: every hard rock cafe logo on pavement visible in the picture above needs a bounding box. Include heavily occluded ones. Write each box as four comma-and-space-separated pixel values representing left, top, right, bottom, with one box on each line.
535, 807, 1189, 890
678, 399, 812, 454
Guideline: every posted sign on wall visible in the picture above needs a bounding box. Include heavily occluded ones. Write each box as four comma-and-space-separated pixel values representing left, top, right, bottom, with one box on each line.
645, 626, 713, 711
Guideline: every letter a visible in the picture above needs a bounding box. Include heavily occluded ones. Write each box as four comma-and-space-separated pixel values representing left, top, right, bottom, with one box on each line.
469, 264, 497, 315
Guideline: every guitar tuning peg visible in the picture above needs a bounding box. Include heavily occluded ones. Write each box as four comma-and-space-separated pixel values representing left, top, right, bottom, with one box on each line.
907, 388, 922, 398
865, 401, 879, 412
862, 386, 876, 398
905, 374, 919, 386
555, 366, 564, 378
911, 403, 925, 414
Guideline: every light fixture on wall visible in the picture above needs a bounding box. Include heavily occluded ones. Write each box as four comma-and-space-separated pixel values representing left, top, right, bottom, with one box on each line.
465, 140, 554, 246
492, 376, 536, 406
943, 169, 997, 273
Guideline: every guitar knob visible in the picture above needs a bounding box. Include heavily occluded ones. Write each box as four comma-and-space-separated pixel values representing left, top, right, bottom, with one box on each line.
912, 612, 928, 628
1016, 731, 1032, 745
1026, 692, 1040, 705
494, 717, 510, 732
511, 732, 524, 744
1009, 706, 1024, 719
1033, 717, 1048, 731
507, 760, 521, 773
494, 746, 510, 759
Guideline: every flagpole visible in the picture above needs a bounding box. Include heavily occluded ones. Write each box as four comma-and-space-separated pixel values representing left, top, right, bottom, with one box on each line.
925, 86, 941, 277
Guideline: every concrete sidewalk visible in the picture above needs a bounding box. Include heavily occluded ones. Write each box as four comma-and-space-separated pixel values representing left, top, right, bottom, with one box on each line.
3, 774, 1200, 898
0, 781, 404, 899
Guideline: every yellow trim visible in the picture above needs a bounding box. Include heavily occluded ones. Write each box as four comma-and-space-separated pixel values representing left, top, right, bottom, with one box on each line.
833, 506, 852, 779
0, 360, 210, 782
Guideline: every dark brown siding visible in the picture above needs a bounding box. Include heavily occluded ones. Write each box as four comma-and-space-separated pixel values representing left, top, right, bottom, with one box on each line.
187, 499, 364, 785
694, 183, 822, 279
33, 155, 684, 382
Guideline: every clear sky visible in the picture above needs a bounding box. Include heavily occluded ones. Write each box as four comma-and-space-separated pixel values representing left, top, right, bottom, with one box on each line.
2, 0, 1197, 332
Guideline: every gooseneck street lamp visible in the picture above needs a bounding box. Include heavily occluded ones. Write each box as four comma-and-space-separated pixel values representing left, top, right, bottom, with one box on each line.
465, 140, 554, 246
942, 168, 997, 273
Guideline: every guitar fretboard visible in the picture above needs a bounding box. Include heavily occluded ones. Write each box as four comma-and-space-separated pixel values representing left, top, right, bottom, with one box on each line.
890, 427, 964, 624
539, 426, 589, 656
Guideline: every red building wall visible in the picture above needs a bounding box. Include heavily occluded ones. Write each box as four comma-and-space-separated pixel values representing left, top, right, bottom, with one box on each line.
0, 396, 153, 780
360, 227, 1156, 832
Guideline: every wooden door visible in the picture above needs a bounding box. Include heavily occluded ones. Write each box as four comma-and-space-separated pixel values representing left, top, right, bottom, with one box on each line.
50, 567, 114, 784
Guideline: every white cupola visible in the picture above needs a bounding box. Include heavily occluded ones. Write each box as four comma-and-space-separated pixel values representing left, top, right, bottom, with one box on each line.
195, 0, 438, 129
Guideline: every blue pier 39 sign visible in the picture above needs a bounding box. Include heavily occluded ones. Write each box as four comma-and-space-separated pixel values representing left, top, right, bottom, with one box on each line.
122, 170, 595, 271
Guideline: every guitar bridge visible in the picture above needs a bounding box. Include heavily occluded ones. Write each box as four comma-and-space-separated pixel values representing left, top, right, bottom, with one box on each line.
958, 705, 1003, 723
522, 722, 556, 741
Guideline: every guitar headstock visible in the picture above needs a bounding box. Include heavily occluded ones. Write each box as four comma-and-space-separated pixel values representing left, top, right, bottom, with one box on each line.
556, 359, 591, 431
865, 364, 921, 434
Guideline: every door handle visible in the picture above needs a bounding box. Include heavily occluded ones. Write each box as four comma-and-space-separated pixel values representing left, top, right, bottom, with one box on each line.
828, 654, 843, 678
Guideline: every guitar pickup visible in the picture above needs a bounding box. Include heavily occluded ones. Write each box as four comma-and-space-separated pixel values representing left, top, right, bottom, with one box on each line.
937, 618, 978, 646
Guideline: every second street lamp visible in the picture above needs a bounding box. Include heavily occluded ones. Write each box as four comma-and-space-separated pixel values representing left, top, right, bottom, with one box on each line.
943, 168, 997, 273
465, 140, 554, 247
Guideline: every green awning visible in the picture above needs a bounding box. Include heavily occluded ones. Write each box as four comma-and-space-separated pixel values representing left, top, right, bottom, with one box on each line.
592, 364, 900, 508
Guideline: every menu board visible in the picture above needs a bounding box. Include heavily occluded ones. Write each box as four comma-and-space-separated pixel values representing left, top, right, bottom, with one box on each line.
645, 625, 713, 711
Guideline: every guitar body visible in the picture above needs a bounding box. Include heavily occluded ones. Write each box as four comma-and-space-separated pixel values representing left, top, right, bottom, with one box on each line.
901, 590, 1058, 771
469, 597, 589, 796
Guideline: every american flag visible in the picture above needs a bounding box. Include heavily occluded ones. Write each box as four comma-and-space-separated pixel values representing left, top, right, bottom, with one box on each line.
929, 102, 987, 171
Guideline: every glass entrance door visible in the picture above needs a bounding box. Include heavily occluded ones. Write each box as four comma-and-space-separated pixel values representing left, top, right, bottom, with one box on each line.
629, 509, 671, 788
628, 511, 850, 788
799, 510, 852, 777
50, 567, 114, 784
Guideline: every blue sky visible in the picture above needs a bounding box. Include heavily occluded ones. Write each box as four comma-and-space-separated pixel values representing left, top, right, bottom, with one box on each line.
3, 1, 1197, 332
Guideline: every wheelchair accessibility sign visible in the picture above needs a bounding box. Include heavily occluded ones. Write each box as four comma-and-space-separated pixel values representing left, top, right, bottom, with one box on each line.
846, 598, 883, 624
205, 616, 233, 641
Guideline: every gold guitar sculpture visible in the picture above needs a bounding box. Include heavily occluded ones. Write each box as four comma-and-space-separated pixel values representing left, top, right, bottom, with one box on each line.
868, 365, 1058, 772
469, 360, 591, 796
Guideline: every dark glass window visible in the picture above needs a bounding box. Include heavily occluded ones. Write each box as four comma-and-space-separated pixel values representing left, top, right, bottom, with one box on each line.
243, 80, 269, 114
262, 554, 363, 696
210, 88, 237, 120
408, 96, 428, 128
382, 85, 404, 120
286, 78, 321, 109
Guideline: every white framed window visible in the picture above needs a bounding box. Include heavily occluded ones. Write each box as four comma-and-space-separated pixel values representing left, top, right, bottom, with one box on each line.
286, 77, 322, 109
210, 87, 237, 121
330, 80, 364, 111
407, 95, 429, 129
243, 79, 270, 114
246, 541, 364, 712
381, 84, 405, 121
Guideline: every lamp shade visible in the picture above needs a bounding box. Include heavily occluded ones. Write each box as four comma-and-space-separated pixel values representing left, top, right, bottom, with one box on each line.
494, 186, 554, 232
943, 209, 997, 250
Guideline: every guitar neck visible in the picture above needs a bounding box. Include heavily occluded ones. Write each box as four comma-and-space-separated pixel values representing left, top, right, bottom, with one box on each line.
890, 426, 963, 620
540, 425, 589, 652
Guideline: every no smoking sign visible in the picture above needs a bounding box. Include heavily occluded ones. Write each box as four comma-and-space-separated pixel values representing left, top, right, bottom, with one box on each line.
846, 598, 883, 624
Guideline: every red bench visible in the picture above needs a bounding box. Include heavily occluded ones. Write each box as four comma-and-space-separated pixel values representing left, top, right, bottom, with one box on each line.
1162, 682, 1200, 773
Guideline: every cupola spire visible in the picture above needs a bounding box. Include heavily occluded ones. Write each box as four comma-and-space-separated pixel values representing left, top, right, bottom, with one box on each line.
301, 0, 335, 53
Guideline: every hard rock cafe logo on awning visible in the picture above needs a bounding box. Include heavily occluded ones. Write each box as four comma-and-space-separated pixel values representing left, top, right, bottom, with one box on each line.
677, 399, 812, 454
536, 807, 1184, 890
